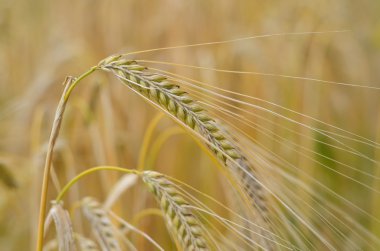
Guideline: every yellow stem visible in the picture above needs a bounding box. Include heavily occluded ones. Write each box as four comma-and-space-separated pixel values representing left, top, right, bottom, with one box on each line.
36, 67, 97, 251
55, 166, 140, 202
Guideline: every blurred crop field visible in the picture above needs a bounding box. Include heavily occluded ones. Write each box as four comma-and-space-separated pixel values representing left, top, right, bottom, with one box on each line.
1, 0, 380, 250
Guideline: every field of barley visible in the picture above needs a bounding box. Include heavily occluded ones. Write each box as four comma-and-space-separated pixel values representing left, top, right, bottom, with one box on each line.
1, 1, 380, 250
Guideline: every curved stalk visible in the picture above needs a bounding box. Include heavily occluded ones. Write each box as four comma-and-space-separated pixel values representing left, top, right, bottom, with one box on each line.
36, 67, 97, 251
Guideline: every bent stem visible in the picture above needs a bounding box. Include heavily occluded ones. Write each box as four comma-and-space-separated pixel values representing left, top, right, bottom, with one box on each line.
55, 166, 140, 202
36, 66, 97, 251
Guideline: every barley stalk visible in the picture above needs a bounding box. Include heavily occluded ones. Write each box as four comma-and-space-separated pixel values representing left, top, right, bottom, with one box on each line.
142, 171, 210, 251
99, 57, 267, 219
37, 77, 75, 251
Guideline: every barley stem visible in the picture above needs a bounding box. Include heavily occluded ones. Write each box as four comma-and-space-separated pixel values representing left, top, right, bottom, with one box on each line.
56, 166, 140, 202
36, 78, 73, 251
64, 66, 98, 101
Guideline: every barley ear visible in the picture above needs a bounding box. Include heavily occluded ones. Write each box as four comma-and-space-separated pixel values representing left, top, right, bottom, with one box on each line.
142, 171, 210, 251
81, 197, 122, 251
99, 59, 267, 215
45, 201, 76, 251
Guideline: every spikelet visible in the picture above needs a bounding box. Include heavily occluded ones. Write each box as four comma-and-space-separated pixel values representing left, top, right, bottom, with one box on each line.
0, 162, 17, 189
75, 234, 99, 251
